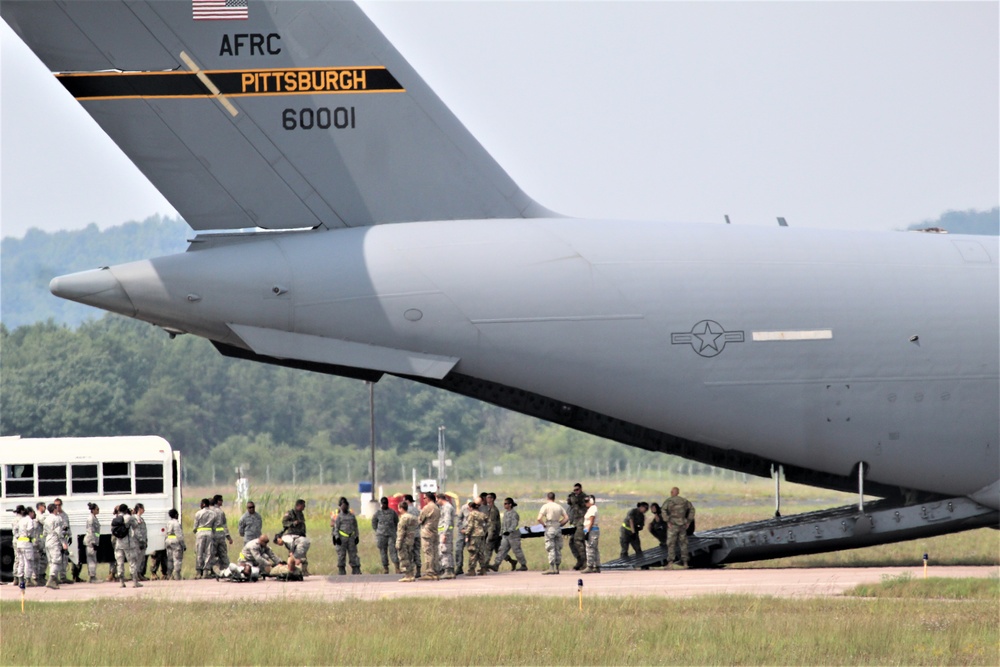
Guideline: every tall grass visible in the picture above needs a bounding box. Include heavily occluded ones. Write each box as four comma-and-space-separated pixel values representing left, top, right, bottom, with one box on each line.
1, 595, 996, 665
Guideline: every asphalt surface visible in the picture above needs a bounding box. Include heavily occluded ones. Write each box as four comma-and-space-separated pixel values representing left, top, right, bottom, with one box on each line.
2, 566, 995, 603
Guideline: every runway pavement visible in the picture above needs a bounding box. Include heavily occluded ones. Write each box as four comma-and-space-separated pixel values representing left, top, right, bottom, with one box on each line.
2, 566, 995, 603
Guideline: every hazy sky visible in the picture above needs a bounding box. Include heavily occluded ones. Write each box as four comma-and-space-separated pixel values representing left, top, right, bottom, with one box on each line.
1, 1, 997, 240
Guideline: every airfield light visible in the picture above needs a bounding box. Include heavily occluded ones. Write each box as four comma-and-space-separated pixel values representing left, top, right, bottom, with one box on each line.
577, 578, 583, 611
923, 553, 929, 579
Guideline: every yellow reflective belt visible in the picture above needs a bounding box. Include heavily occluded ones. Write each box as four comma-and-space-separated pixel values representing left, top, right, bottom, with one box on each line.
338, 530, 352, 537
214, 526, 225, 532
197, 527, 213, 531
438, 525, 447, 532
17, 536, 31, 542
621, 523, 632, 532
238, 552, 246, 560
167, 534, 177, 538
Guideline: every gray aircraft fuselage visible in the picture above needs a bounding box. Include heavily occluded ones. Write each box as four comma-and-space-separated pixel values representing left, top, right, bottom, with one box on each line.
51, 219, 1000, 508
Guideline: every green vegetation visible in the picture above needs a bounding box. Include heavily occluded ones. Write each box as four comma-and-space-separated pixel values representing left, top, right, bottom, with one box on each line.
2, 595, 996, 666
846, 573, 1000, 600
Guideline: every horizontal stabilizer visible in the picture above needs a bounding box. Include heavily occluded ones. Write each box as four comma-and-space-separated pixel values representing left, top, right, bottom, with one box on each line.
2, 1, 551, 230
228, 324, 459, 379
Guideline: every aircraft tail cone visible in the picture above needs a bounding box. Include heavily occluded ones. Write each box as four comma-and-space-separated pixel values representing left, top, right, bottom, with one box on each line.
49, 267, 137, 317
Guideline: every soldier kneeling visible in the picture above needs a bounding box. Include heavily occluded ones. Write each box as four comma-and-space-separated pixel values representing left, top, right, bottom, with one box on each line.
238, 534, 281, 578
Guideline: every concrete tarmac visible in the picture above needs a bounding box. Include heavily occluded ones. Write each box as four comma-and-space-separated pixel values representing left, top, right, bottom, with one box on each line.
2, 566, 995, 603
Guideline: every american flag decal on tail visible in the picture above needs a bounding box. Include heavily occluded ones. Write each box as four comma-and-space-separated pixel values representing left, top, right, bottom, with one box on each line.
193, 0, 248, 21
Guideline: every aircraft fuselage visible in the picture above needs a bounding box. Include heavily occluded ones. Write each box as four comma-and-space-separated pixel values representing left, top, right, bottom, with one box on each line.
51, 220, 1000, 506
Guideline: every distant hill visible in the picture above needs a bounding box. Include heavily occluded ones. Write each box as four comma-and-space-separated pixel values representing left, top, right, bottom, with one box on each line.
0, 215, 190, 329
906, 207, 999, 235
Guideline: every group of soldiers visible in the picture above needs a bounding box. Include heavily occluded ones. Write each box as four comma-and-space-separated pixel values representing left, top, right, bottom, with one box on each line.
618, 487, 697, 568
201, 496, 313, 582
9, 498, 76, 589
224, 484, 694, 583
371, 491, 530, 581
8, 497, 169, 589
9, 485, 696, 587
381, 490, 531, 582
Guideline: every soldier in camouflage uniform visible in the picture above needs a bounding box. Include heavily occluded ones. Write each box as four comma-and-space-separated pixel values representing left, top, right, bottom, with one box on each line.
164, 508, 185, 580
395, 500, 420, 582
404, 494, 421, 577
619, 502, 648, 561
237, 501, 263, 546
453, 500, 471, 575
332, 499, 362, 575
275, 532, 311, 575
42, 503, 68, 589
280, 499, 311, 576
566, 483, 588, 570
53, 498, 75, 583
34, 502, 48, 584
113, 504, 142, 588
371, 497, 400, 574
536, 492, 569, 574
13, 507, 36, 587
462, 501, 489, 576
480, 493, 502, 564
84, 503, 101, 583
418, 492, 441, 580
192, 498, 215, 578
663, 487, 695, 567
133, 503, 148, 580
211, 495, 233, 575
490, 497, 527, 571
239, 534, 281, 575
436, 493, 456, 579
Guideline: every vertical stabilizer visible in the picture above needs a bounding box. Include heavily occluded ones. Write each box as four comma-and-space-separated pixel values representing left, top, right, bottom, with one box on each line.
2, 1, 551, 230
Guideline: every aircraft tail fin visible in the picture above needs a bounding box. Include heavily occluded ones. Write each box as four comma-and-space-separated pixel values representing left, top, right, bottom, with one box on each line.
2, 0, 551, 231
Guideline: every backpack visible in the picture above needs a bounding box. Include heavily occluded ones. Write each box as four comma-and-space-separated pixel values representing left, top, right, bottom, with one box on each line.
111, 515, 129, 539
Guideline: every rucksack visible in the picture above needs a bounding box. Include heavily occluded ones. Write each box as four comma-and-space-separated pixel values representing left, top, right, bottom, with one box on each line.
111, 515, 129, 539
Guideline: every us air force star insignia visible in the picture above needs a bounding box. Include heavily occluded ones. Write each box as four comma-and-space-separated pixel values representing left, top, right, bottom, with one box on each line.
671, 320, 745, 357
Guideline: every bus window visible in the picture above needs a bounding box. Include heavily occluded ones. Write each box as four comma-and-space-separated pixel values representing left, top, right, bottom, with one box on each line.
38, 464, 68, 496
135, 463, 164, 494
4, 464, 34, 497
72, 464, 99, 494
103, 462, 131, 494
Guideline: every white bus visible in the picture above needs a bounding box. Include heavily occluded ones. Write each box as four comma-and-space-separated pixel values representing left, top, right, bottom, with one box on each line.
1, 436, 181, 581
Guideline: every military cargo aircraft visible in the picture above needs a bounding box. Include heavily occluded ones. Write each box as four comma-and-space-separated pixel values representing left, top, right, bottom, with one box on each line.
5, 0, 996, 565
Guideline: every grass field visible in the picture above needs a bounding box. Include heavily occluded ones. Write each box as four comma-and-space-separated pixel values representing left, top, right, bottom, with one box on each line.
2, 585, 997, 666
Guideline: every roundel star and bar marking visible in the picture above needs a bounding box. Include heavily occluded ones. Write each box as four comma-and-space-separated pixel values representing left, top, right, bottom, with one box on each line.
671, 320, 746, 357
